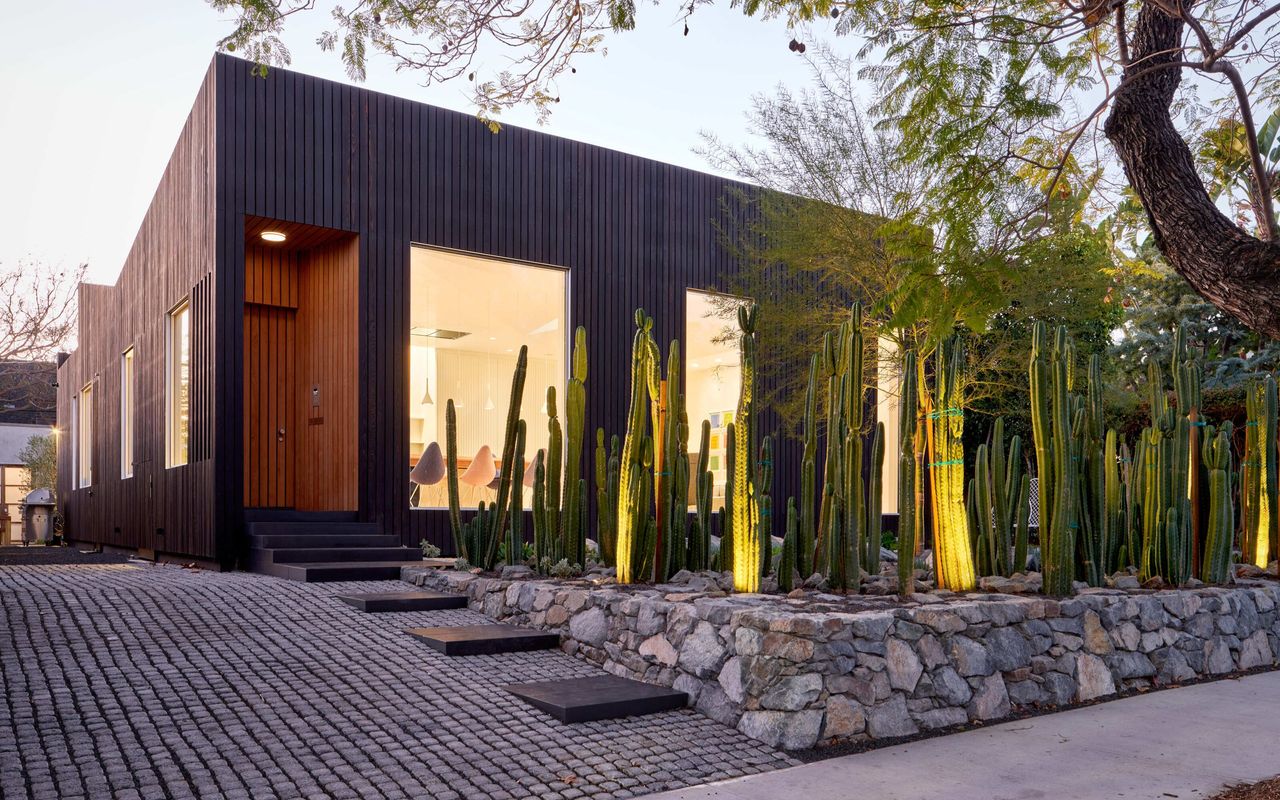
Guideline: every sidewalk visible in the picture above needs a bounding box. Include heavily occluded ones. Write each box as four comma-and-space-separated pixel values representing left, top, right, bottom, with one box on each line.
639, 670, 1280, 800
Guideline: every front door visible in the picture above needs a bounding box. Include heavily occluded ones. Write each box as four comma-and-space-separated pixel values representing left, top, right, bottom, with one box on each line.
244, 303, 297, 508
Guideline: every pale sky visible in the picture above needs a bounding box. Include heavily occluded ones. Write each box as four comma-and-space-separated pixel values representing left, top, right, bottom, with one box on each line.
0, 1, 822, 286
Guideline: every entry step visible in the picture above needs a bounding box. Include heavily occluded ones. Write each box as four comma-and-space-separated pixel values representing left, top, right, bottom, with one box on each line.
338, 591, 467, 612
406, 624, 560, 655
505, 674, 688, 722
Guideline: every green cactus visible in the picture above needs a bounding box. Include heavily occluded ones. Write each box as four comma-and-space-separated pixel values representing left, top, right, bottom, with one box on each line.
545, 386, 563, 563
1030, 323, 1076, 596
757, 435, 773, 580
507, 420, 527, 566
1244, 375, 1278, 569
479, 345, 528, 570
616, 310, 658, 584
1201, 422, 1234, 584
594, 430, 612, 566
898, 350, 919, 596
445, 398, 465, 562
779, 497, 798, 593
532, 449, 547, 570
561, 326, 588, 567
654, 340, 684, 582
692, 420, 713, 571
927, 335, 975, 591
865, 420, 884, 576
723, 420, 736, 577
731, 303, 761, 592
799, 353, 819, 578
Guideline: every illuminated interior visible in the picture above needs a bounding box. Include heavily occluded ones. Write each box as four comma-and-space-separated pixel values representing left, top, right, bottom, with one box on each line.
684, 290, 745, 511
408, 246, 567, 509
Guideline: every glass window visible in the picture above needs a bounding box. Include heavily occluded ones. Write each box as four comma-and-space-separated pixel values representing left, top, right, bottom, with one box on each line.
121, 347, 135, 478
408, 246, 567, 509
167, 300, 190, 468
685, 290, 748, 510
78, 382, 93, 488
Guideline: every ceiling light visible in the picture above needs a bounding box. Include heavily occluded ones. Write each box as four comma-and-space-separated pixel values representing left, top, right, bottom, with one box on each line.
260, 231, 287, 243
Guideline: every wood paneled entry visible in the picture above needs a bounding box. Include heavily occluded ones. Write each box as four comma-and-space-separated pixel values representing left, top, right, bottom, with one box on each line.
244, 218, 359, 511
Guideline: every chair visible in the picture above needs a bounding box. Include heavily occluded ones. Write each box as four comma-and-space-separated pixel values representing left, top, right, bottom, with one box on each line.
409, 442, 446, 507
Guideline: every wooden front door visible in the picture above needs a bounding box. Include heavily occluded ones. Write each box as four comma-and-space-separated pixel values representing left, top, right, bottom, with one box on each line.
244, 303, 297, 508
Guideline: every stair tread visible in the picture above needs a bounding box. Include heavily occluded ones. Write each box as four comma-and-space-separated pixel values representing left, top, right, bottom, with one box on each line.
504, 675, 687, 722
406, 624, 560, 655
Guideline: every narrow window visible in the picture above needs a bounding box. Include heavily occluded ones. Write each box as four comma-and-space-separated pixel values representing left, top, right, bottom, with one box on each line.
121, 347, 135, 478
78, 382, 93, 488
684, 289, 748, 510
166, 300, 190, 468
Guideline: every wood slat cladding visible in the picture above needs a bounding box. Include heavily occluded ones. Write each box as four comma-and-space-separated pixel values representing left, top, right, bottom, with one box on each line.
243, 304, 295, 507
212, 54, 800, 557
55, 65, 219, 563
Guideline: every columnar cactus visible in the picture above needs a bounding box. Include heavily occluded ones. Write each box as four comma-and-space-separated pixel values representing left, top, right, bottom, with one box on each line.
445, 398, 465, 561
927, 336, 975, 591
506, 420, 526, 566
1030, 323, 1076, 596
799, 353, 819, 577
532, 449, 547, 569
897, 350, 919, 596
865, 421, 884, 575
561, 326, 588, 567
1201, 422, 1235, 584
480, 345, 528, 570
731, 303, 761, 592
757, 435, 774, 580
779, 497, 798, 593
1245, 376, 1278, 569
616, 310, 659, 584
545, 386, 563, 562
692, 420, 713, 571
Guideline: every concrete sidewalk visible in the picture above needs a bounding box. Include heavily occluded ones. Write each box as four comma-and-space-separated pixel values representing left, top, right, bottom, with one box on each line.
640, 670, 1280, 800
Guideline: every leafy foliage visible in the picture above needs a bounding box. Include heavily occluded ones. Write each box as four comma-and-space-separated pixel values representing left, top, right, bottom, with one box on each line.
18, 434, 56, 497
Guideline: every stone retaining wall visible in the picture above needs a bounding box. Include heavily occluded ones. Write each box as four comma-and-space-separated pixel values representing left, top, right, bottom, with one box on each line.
404, 567, 1280, 750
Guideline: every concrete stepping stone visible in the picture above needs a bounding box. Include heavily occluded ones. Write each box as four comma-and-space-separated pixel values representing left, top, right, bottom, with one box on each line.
504, 674, 688, 723
337, 591, 467, 612
406, 624, 560, 655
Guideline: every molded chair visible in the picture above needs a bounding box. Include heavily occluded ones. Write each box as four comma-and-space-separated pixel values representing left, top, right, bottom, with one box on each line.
409, 442, 446, 507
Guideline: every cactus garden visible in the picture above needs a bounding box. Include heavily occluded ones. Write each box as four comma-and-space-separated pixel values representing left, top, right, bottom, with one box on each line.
442, 303, 1280, 600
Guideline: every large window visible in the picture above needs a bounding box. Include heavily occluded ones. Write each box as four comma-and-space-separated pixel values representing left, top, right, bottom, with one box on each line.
121, 347, 135, 478
166, 300, 190, 468
685, 290, 748, 510
408, 246, 567, 509
78, 382, 93, 488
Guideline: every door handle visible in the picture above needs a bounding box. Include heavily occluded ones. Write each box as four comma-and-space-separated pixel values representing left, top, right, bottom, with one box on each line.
277, 427, 286, 442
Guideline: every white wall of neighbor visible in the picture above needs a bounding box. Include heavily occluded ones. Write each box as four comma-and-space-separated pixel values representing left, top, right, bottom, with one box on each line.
876, 336, 901, 516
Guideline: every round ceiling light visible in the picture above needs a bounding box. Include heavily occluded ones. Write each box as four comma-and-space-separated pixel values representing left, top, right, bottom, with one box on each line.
260, 230, 287, 243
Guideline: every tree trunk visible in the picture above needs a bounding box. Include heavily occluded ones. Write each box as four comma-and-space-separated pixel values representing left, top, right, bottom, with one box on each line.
1103, 2, 1280, 338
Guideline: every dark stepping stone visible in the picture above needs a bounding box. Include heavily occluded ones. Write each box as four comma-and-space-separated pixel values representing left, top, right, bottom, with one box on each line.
504, 674, 688, 723
407, 624, 560, 655
337, 591, 467, 612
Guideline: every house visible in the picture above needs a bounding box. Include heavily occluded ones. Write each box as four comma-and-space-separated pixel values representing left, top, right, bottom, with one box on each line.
56, 54, 898, 575
0, 361, 57, 543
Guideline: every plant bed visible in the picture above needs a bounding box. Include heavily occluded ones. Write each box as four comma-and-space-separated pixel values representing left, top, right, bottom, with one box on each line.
405, 564, 1280, 750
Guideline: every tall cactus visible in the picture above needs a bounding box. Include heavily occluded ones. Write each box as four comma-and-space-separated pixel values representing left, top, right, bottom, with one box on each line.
1172, 327, 1203, 574
799, 353, 819, 577
478, 345, 528, 570
691, 420, 713, 571
1030, 323, 1076, 596
506, 420, 527, 566
1245, 376, 1278, 569
865, 421, 884, 576
1201, 422, 1235, 584
561, 326, 588, 567
616, 310, 658, 584
445, 398, 465, 562
926, 336, 976, 591
779, 497, 798, 593
731, 303, 762, 592
654, 340, 684, 582
897, 350, 919, 595
532, 449, 547, 568
545, 386, 563, 562
757, 435, 774, 580
594, 430, 613, 565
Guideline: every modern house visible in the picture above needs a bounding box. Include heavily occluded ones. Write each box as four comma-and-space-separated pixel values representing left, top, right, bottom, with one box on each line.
56, 54, 898, 576
0, 361, 56, 543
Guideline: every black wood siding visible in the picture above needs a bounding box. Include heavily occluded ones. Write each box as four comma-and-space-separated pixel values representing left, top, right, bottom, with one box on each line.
212, 54, 802, 556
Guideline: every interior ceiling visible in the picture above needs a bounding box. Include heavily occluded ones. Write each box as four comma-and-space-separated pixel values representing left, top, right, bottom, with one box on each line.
410, 247, 566, 360
685, 291, 744, 367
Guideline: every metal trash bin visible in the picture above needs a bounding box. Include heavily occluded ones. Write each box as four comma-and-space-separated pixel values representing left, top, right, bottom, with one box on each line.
21, 488, 56, 545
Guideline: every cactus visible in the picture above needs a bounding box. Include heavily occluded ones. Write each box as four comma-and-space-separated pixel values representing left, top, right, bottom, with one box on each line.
561, 326, 588, 567
475, 345, 528, 570
616, 310, 658, 584
532, 449, 547, 569
779, 497, 798, 593
865, 421, 884, 575
445, 398, 465, 561
731, 303, 761, 592
897, 350, 919, 596
654, 340, 684, 582
1030, 323, 1076, 596
506, 420, 527, 566
1245, 376, 1278, 569
1201, 422, 1235, 584
545, 386, 563, 563
926, 336, 975, 591
594, 430, 613, 566
692, 420, 713, 571
757, 435, 774, 580
723, 421, 737, 577
799, 353, 819, 578
1172, 327, 1203, 574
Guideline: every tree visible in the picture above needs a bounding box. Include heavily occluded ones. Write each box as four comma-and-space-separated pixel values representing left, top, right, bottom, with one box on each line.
0, 260, 82, 409
18, 434, 56, 496
210, 0, 1280, 336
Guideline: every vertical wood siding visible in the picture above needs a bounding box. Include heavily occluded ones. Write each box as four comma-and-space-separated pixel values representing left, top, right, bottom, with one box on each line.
213, 54, 798, 556
56, 68, 219, 562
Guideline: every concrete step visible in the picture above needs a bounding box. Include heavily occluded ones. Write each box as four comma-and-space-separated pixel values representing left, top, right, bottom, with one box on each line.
246, 520, 382, 537
505, 674, 688, 722
406, 624, 560, 655
254, 546, 420, 565
261, 560, 427, 583
337, 591, 468, 612
250, 533, 401, 549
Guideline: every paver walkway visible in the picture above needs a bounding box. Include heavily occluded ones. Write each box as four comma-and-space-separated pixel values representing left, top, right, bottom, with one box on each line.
640, 669, 1280, 800
0, 562, 795, 800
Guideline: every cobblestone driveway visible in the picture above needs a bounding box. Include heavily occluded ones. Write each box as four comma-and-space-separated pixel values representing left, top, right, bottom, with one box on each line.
0, 563, 794, 800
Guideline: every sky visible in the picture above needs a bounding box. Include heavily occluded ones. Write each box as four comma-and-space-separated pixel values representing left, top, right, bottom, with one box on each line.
0, 1, 824, 286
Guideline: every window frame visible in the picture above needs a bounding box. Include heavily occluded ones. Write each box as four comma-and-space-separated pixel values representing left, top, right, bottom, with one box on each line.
78, 381, 94, 489
166, 298, 191, 469
121, 346, 135, 479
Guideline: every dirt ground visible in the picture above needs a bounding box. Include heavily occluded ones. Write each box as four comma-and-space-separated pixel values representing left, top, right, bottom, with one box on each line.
1213, 777, 1280, 799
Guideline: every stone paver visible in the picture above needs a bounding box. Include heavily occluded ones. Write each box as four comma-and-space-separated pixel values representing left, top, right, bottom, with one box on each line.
0, 563, 796, 799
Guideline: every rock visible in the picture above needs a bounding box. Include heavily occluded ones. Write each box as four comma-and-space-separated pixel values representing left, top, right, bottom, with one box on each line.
1076, 653, 1117, 701
914, 608, 968, 634
1111, 621, 1141, 651
717, 656, 746, 703
917, 634, 948, 669
568, 606, 608, 647
1140, 576, 1166, 590
930, 666, 973, 706
886, 638, 924, 692
678, 621, 727, 677
950, 636, 993, 677
638, 634, 678, 666
500, 565, 534, 579
880, 547, 899, 563
673, 673, 703, 703
762, 632, 816, 662
969, 673, 1011, 720
914, 706, 968, 730
979, 575, 1035, 594
1239, 629, 1273, 669
985, 627, 1032, 671
803, 572, 829, 590
760, 673, 824, 712
1205, 637, 1234, 674
1081, 611, 1113, 655
738, 710, 824, 750
823, 695, 867, 739
1042, 672, 1076, 705
545, 605, 570, 626
866, 695, 919, 739
1151, 647, 1195, 684
1106, 651, 1155, 679
1237, 563, 1268, 579
696, 683, 741, 726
